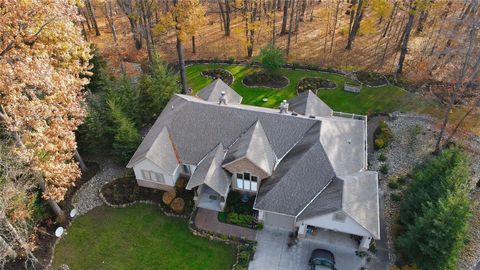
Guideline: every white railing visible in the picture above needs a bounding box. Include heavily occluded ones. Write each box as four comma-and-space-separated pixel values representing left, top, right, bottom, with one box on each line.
332, 111, 369, 169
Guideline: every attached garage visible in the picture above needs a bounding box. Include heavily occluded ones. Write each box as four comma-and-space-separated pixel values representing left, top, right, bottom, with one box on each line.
263, 211, 296, 231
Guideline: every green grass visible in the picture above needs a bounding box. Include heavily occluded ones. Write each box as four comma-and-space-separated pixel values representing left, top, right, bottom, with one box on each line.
186, 63, 409, 115
53, 204, 236, 270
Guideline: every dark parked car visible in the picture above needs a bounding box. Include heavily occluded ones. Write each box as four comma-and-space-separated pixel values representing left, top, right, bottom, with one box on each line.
309, 249, 336, 270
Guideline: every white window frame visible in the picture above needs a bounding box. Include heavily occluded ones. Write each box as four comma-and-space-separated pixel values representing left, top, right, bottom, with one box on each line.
236, 172, 258, 192
141, 170, 165, 183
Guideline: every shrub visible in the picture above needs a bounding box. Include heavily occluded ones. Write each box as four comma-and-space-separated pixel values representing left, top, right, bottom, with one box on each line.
411, 125, 423, 136
256, 44, 285, 73
391, 192, 402, 202
380, 163, 389, 175
256, 223, 264, 230
162, 191, 176, 205
228, 56, 236, 63
375, 138, 385, 150
378, 153, 387, 161
170, 197, 185, 213
227, 212, 255, 227
388, 178, 399, 189
218, 212, 227, 223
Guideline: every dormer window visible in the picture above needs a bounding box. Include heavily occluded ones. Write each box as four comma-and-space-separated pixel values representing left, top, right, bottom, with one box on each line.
235, 172, 258, 192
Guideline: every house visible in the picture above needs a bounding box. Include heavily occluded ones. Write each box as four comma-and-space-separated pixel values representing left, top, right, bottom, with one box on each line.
127, 79, 380, 249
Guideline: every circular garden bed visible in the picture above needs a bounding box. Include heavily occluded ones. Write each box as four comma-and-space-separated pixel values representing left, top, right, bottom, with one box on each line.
242, 71, 289, 88
101, 176, 193, 214
297, 77, 336, 94
355, 71, 388, 87
201, 69, 234, 85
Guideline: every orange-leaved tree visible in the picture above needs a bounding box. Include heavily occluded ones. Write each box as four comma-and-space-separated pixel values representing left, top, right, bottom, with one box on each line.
155, 0, 206, 94
0, 0, 91, 216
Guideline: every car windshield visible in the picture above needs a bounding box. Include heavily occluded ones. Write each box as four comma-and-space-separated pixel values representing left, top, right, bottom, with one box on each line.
311, 258, 334, 267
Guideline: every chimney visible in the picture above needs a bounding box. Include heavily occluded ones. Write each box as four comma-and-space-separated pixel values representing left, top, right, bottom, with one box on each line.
279, 100, 289, 114
219, 91, 227, 105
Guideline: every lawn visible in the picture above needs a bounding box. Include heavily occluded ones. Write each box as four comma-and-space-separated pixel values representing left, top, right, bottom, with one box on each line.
186, 63, 408, 115
52, 204, 236, 270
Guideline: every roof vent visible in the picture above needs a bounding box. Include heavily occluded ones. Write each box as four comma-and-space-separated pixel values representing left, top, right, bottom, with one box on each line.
291, 112, 298, 116
279, 100, 289, 114
309, 115, 316, 119
219, 91, 227, 105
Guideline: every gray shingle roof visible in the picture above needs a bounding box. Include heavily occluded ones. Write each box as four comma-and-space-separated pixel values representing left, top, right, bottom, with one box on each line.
254, 123, 336, 216
126, 126, 179, 174
186, 143, 231, 197
154, 95, 318, 165
223, 121, 276, 176
341, 171, 380, 239
296, 177, 343, 220
288, 90, 333, 117
197, 79, 243, 104
128, 90, 371, 225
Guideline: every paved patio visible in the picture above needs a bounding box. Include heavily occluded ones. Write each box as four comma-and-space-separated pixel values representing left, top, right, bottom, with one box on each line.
249, 228, 367, 270
194, 208, 257, 240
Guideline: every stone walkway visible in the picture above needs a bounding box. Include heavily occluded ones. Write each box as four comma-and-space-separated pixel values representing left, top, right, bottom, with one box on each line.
194, 208, 257, 241
72, 158, 127, 215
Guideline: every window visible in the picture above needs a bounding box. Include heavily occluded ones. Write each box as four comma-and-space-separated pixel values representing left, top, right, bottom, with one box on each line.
141, 170, 165, 183
333, 212, 347, 223
236, 172, 258, 192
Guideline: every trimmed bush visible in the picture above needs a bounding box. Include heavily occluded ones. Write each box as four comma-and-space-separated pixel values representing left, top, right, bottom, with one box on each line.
227, 212, 255, 227
162, 191, 176, 205
380, 163, 389, 175
374, 121, 392, 150
170, 197, 185, 213
256, 44, 285, 73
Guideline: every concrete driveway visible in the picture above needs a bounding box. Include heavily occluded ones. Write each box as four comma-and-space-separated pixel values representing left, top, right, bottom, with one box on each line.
249, 228, 366, 270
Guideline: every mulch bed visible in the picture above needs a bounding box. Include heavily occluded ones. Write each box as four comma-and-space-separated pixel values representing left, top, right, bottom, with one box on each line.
355, 71, 388, 87
5, 162, 100, 270
201, 69, 234, 85
297, 77, 336, 94
242, 71, 289, 88
101, 176, 194, 215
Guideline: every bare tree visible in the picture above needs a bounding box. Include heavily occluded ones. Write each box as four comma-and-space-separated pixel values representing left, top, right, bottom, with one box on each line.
102, 0, 118, 42
84, 0, 101, 36
117, 0, 143, 49
345, 0, 365, 50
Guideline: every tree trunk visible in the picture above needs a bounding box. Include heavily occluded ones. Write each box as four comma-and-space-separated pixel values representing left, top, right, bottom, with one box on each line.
225, 0, 231, 36
85, 0, 100, 36
347, 0, 356, 37
299, 0, 307, 21
38, 180, 65, 218
416, 10, 428, 33
281, 0, 289, 34
382, 0, 398, 38
74, 150, 88, 171
272, 1, 277, 45
177, 38, 188, 94
345, 0, 364, 50
117, 0, 143, 49
139, 0, 153, 62
80, 22, 89, 41
104, 0, 117, 42
443, 105, 475, 148
192, 36, 196, 54
330, 0, 340, 54
218, 0, 227, 34
396, 12, 415, 74
286, 0, 296, 56
434, 98, 454, 153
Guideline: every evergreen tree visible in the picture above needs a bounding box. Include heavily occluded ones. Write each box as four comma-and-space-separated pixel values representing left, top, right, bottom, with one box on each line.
138, 59, 180, 124
108, 101, 141, 164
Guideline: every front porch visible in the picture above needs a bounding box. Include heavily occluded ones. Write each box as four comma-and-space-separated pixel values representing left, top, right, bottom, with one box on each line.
195, 185, 226, 212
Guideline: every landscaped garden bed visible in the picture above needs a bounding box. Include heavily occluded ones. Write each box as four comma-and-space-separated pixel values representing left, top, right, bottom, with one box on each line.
201, 68, 234, 85
242, 71, 289, 88
355, 71, 388, 87
101, 176, 194, 215
296, 77, 336, 94
218, 191, 261, 229
52, 204, 237, 270
374, 120, 393, 150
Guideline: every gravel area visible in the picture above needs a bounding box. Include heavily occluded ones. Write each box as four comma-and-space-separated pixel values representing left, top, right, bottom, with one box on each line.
368, 113, 480, 269
71, 159, 128, 215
